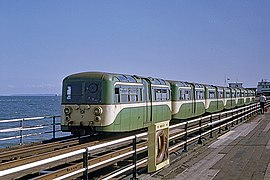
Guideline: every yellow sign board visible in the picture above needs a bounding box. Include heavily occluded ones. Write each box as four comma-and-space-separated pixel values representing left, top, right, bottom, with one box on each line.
148, 121, 170, 173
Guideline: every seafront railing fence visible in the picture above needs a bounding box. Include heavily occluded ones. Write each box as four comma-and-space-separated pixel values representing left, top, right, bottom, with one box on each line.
0, 102, 269, 179
0, 115, 62, 146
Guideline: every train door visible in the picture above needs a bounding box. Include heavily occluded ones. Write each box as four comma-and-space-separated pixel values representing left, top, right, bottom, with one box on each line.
142, 79, 152, 126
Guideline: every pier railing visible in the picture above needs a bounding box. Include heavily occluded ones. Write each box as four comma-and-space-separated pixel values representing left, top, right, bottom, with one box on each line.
0, 115, 62, 146
0, 101, 269, 179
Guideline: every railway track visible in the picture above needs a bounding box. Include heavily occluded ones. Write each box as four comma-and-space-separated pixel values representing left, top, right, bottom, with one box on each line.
0, 103, 266, 179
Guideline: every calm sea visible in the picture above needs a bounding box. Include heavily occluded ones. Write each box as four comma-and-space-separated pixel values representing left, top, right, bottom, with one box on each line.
0, 96, 61, 119
0, 96, 70, 148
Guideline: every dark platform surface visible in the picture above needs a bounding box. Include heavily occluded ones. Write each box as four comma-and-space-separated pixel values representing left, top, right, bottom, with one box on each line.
142, 111, 270, 180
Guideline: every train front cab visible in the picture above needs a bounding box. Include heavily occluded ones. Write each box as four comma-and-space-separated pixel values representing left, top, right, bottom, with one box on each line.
61, 72, 171, 134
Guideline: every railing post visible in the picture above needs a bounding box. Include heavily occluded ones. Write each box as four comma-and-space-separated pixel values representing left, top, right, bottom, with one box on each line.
209, 115, 213, 138
244, 107, 247, 121
248, 106, 251, 118
238, 109, 242, 122
183, 122, 188, 152
83, 148, 89, 180
131, 136, 138, 180
234, 110, 238, 124
52, 116, 56, 139
19, 118, 24, 145
198, 118, 202, 144
231, 111, 234, 127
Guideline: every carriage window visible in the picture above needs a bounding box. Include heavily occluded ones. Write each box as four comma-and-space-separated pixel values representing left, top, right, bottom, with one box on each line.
117, 75, 128, 82
115, 85, 143, 103
137, 88, 142, 102
129, 88, 138, 102
120, 87, 129, 102
66, 82, 83, 102
159, 79, 166, 85
180, 89, 191, 100
226, 91, 230, 98
180, 89, 184, 100
218, 91, 223, 98
67, 86, 71, 100
209, 91, 215, 99
186, 90, 191, 100
154, 88, 169, 101
115, 87, 120, 103
196, 90, 204, 100
126, 75, 137, 83
155, 89, 162, 101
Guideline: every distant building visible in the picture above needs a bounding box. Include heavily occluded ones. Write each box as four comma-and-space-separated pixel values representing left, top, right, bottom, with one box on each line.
257, 79, 270, 96
228, 82, 243, 88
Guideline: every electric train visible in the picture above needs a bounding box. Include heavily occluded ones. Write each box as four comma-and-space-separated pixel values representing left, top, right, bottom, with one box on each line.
61, 72, 255, 135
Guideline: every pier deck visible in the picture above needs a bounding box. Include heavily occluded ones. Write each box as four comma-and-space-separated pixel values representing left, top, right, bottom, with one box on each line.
143, 111, 270, 180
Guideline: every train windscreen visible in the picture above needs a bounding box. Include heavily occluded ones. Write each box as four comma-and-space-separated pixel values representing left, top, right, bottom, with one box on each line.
63, 81, 102, 104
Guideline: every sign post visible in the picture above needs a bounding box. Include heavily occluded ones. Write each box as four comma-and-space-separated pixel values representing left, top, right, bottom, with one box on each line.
148, 120, 170, 173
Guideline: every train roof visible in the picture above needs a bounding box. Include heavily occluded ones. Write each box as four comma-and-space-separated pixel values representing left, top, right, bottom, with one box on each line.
64, 72, 169, 85
168, 80, 192, 87
64, 72, 142, 83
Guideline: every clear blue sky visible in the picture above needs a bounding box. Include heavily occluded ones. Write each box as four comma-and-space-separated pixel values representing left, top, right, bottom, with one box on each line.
0, 1, 269, 95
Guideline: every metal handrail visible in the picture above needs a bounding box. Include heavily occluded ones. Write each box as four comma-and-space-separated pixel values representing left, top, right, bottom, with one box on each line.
0, 115, 61, 145
0, 101, 269, 179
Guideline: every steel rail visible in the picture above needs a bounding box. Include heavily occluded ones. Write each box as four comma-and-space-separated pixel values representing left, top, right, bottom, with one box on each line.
0, 138, 81, 163
0, 140, 100, 171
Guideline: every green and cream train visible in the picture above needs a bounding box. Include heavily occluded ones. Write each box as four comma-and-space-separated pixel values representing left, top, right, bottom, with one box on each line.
61, 72, 255, 135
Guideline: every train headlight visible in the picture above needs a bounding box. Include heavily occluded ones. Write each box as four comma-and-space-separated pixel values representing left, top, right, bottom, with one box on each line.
65, 116, 71, 121
64, 107, 72, 115
95, 116, 101, 122
94, 107, 103, 116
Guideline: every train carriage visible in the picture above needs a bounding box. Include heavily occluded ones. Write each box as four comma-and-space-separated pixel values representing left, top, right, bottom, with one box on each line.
231, 88, 237, 108
170, 81, 204, 119
192, 83, 206, 117
61, 71, 256, 135
236, 88, 245, 107
148, 78, 172, 124
216, 86, 225, 111
250, 90, 256, 103
244, 89, 250, 105
205, 85, 224, 113
224, 87, 232, 109
61, 72, 171, 135
170, 81, 193, 119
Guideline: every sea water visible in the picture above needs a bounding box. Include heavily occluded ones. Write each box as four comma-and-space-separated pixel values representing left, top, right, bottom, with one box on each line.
0, 96, 70, 148
0, 96, 61, 119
